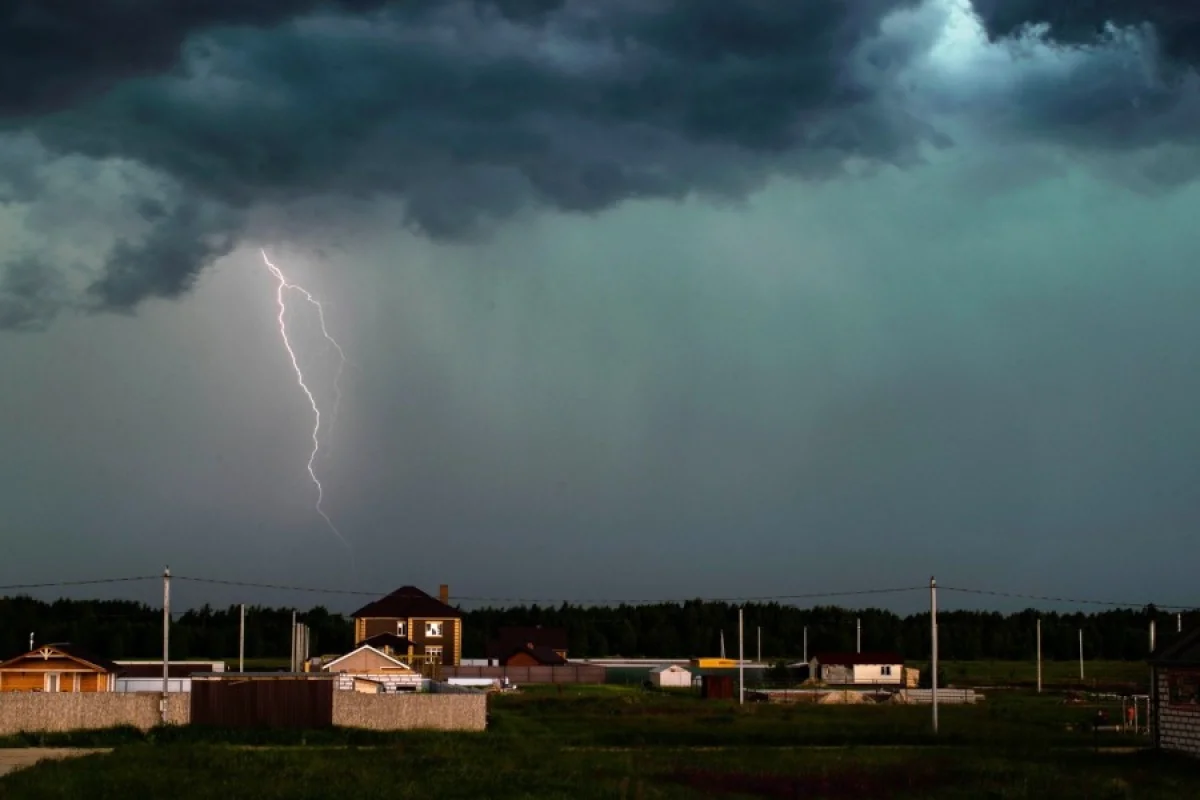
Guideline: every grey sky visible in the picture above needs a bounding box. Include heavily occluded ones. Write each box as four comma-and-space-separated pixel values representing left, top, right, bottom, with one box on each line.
2, 1, 1200, 612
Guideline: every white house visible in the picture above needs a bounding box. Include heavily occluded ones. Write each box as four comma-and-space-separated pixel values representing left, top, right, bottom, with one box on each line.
649, 663, 693, 688
322, 644, 424, 692
809, 652, 904, 686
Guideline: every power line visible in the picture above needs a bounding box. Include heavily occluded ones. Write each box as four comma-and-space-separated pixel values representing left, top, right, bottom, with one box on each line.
939, 586, 1197, 612
0, 576, 157, 591
2, 574, 1193, 613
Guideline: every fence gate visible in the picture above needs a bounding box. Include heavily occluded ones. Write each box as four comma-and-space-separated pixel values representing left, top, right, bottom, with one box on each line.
190, 678, 334, 728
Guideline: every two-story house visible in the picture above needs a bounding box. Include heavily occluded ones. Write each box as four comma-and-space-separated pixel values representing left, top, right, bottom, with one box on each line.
350, 584, 463, 667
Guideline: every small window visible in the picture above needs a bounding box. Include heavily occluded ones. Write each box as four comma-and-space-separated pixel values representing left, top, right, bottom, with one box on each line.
425, 621, 443, 638
881, 666, 892, 676
44, 673, 61, 693
396, 621, 407, 637
426, 646, 443, 662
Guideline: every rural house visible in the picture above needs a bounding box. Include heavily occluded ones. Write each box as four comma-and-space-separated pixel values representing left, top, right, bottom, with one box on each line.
486, 626, 569, 666
649, 663, 693, 688
809, 652, 905, 686
321, 644, 423, 692
1151, 625, 1200, 758
351, 584, 463, 668
0, 643, 121, 693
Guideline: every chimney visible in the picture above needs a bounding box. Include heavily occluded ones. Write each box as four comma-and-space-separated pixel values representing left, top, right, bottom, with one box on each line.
439, 584, 449, 604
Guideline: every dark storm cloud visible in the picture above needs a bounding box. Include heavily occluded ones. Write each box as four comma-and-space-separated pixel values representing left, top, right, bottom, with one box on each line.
966, 0, 1200, 154
969, 1, 1200, 67
0, 0, 934, 325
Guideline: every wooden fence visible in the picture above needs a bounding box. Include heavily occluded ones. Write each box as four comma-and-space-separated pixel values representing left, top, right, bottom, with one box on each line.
441, 665, 607, 684
191, 677, 335, 728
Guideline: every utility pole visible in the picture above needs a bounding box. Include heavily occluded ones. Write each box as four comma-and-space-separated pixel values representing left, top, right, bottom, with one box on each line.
238, 604, 245, 673
1036, 618, 1042, 694
1150, 618, 1157, 654
29, 632, 33, 651
738, 606, 745, 706
290, 611, 297, 672
930, 576, 938, 734
1178, 612, 1183, 633
757, 626, 762, 664
720, 630, 725, 660
1079, 629, 1084, 681
856, 617, 861, 653
162, 566, 171, 723
803, 626, 808, 664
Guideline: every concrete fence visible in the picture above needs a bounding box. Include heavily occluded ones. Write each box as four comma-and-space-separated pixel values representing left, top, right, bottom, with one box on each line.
0, 693, 190, 735
1, 691, 487, 734
332, 693, 487, 731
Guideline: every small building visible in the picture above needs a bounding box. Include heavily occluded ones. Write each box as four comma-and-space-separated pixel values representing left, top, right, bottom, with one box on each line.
809, 652, 905, 686
649, 664, 692, 688
502, 643, 568, 667
351, 584, 463, 669
1151, 625, 1200, 758
321, 644, 423, 693
0, 643, 120, 693
486, 626, 569, 666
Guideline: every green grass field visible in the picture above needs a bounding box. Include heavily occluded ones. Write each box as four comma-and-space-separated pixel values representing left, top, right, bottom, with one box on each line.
2, 681, 1197, 798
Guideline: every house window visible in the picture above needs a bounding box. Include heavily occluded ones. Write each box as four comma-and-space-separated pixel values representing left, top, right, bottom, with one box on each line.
1168, 671, 1200, 707
425, 646, 443, 662
396, 621, 407, 637
425, 621, 443, 638
44, 673, 61, 693
881, 666, 893, 676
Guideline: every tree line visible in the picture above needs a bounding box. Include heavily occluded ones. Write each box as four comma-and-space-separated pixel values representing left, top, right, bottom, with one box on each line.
0, 594, 1192, 663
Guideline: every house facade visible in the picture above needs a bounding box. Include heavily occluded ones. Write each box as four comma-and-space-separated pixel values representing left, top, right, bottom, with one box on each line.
1151, 626, 1200, 757
810, 652, 904, 686
351, 584, 463, 667
322, 644, 423, 692
0, 644, 120, 692
650, 664, 693, 688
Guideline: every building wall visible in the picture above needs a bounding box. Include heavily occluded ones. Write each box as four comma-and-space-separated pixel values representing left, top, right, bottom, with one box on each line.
0, 663, 111, 693
334, 672, 424, 693
331, 692, 486, 731
651, 669, 692, 688
0, 693, 189, 734
1156, 669, 1200, 757
359, 617, 460, 665
851, 664, 903, 685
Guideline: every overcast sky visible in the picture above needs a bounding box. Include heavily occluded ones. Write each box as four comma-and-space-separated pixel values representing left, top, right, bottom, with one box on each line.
2, 1, 1200, 613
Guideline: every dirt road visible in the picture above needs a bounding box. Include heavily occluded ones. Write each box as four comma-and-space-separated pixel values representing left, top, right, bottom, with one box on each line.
0, 748, 109, 777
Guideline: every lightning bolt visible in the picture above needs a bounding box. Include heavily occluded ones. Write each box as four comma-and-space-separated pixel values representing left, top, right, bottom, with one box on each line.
261, 249, 354, 572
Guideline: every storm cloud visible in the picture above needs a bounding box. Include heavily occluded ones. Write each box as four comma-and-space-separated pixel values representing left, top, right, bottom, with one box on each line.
1, 0, 1200, 327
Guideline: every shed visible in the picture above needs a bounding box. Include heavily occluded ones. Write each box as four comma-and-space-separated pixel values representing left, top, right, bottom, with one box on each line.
1150, 625, 1200, 758
649, 663, 692, 688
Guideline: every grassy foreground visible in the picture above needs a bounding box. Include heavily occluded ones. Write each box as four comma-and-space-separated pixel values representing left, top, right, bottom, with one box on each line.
2, 686, 1197, 799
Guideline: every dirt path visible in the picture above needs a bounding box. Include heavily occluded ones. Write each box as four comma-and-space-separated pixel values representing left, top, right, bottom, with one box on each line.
0, 748, 110, 778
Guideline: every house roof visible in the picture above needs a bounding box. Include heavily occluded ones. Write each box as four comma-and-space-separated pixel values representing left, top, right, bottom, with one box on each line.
0, 643, 121, 674
359, 632, 414, 651
486, 626, 569, 659
812, 651, 904, 666
506, 644, 567, 666
323, 645, 413, 672
351, 586, 462, 619
1150, 625, 1200, 667
650, 664, 691, 674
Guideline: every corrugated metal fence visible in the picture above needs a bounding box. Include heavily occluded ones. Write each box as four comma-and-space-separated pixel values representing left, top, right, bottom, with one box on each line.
191, 678, 335, 728
441, 665, 607, 684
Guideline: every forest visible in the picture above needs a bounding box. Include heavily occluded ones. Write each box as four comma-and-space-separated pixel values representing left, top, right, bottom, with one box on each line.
1, 594, 1191, 664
